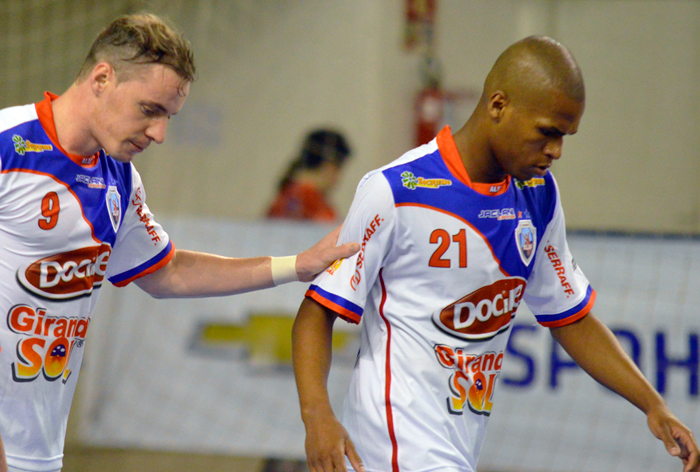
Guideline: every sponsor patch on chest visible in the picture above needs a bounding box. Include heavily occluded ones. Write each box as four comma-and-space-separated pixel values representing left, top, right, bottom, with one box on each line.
432, 277, 526, 341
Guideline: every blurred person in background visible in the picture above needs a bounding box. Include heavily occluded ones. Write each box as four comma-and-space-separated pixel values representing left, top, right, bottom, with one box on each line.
267, 129, 351, 222
0, 12, 358, 472
263, 129, 351, 472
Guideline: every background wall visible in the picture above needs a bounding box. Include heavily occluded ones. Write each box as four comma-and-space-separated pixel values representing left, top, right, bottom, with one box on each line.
1, 0, 699, 233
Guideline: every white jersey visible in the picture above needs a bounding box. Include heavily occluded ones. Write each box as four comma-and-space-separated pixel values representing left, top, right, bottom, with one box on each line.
307, 127, 595, 472
0, 93, 173, 471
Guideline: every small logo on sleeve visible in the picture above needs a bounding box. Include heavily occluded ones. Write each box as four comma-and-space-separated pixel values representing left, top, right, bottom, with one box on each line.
13, 135, 53, 155
401, 171, 451, 190
544, 245, 576, 297
326, 258, 344, 275
350, 214, 384, 291
514, 177, 545, 189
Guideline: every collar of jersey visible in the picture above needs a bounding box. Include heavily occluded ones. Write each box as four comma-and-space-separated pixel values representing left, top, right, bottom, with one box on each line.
36, 92, 100, 168
436, 126, 510, 197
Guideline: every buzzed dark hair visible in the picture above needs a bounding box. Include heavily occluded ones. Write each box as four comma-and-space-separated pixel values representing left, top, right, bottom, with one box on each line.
484, 35, 584, 104
77, 12, 196, 84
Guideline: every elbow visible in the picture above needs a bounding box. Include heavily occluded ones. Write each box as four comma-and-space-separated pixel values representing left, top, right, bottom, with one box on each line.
146, 290, 170, 300
134, 275, 179, 299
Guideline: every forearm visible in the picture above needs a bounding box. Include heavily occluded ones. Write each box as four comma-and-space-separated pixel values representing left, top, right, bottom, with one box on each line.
0, 431, 7, 472
134, 225, 359, 298
136, 249, 277, 298
550, 313, 664, 414
292, 298, 337, 422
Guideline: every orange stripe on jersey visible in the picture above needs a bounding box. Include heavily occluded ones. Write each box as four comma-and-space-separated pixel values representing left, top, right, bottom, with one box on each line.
395, 201, 510, 278
305, 290, 362, 324
2, 168, 101, 244
377, 271, 400, 472
111, 243, 176, 287
35, 92, 100, 168
539, 289, 597, 328
436, 126, 510, 197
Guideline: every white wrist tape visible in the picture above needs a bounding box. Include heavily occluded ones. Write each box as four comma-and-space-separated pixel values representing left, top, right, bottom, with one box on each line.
270, 255, 299, 286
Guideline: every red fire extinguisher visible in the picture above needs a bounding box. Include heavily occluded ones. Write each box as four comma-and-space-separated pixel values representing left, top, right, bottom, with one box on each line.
414, 86, 444, 146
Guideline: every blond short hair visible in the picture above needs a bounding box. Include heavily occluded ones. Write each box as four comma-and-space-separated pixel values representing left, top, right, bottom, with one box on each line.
77, 12, 196, 84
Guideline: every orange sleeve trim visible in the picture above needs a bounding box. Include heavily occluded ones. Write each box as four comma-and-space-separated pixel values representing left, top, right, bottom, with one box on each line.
539, 289, 597, 328
305, 289, 361, 324
112, 244, 176, 287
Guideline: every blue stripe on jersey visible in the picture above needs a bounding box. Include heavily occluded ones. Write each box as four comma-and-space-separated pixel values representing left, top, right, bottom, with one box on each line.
534, 285, 593, 324
108, 241, 173, 285
0, 118, 132, 247
382, 149, 558, 280
308, 284, 364, 318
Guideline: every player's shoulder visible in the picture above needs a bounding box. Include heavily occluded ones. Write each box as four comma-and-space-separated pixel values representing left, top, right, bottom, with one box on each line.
0, 103, 38, 134
355, 140, 439, 192
513, 171, 560, 200
512, 172, 562, 226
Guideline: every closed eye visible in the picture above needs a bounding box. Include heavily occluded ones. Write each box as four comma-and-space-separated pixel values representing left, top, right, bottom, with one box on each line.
540, 128, 564, 138
140, 102, 168, 118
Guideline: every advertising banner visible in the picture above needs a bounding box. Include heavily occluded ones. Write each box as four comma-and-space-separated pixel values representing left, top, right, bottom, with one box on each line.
78, 218, 700, 471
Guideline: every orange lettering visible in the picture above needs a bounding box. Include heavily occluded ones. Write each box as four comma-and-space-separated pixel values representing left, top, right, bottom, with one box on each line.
13, 338, 46, 381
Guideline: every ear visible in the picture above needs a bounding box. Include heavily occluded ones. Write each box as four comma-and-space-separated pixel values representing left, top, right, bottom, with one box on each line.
487, 91, 508, 122
88, 62, 114, 96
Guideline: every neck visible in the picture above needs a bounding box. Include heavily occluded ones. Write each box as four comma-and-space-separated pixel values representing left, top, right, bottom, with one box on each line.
51, 84, 101, 157
452, 115, 507, 184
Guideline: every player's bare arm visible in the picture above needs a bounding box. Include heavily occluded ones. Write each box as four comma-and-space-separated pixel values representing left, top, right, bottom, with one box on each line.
135, 226, 359, 298
292, 298, 365, 472
0, 433, 7, 472
550, 313, 700, 472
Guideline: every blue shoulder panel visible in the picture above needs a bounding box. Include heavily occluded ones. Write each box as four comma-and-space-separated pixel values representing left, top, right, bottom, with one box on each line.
382, 150, 558, 280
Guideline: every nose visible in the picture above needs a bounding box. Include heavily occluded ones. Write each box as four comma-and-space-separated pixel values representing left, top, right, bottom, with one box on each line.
544, 137, 563, 160
145, 118, 168, 144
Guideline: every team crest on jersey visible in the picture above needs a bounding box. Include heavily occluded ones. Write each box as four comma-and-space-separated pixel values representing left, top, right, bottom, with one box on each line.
12, 134, 53, 156
106, 186, 121, 232
400, 171, 451, 190
515, 219, 536, 266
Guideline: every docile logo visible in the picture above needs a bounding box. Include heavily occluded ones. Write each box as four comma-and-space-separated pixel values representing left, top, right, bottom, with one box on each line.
17, 244, 111, 300
7, 304, 89, 383
433, 277, 527, 341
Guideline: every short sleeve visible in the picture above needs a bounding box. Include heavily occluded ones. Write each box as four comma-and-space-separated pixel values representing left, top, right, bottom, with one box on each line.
306, 171, 396, 324
105, 165, 174, 287
522, 179, 595, 328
